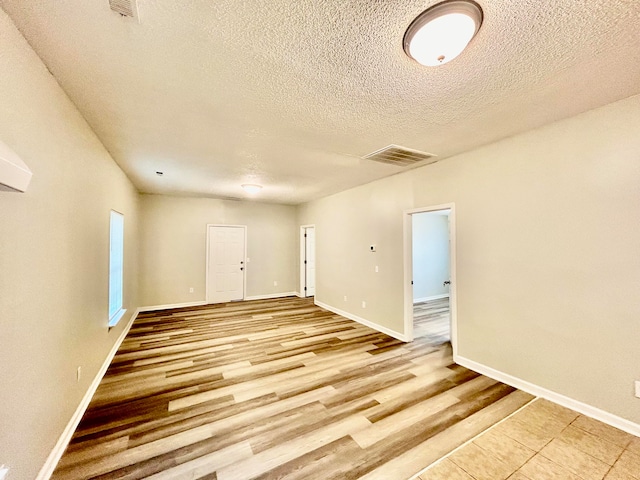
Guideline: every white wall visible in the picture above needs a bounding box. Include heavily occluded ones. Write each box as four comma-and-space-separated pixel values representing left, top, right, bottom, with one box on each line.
139, 194, 297, 306
298, 94, 640, 427
0, 9, 140, 478
412, 212, 450, 302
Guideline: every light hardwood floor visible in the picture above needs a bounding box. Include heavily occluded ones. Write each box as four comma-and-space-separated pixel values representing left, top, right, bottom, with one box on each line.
413, 298, 450, 343
52, 297, 532, 479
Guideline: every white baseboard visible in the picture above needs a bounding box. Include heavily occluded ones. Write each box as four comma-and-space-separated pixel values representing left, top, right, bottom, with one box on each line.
296, 292, 315, 298
139, 294, 299, 311
414, 293, 449, 303
314, 300, 407, 342
244, 292, 297, 301
36, 308, 140, 480
138, 301, 208, 312
455, 355, 640, 437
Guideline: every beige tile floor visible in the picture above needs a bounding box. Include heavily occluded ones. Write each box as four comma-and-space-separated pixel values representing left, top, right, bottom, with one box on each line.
416, 398, 640, 480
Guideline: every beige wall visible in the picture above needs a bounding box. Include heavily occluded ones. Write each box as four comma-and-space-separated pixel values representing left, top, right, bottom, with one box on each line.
299, 94, 640, 425
139, 194, 297, 306
0, 9, 140, 479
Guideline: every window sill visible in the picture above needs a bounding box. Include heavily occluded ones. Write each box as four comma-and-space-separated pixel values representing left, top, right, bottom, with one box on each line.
108, 308, 127, 328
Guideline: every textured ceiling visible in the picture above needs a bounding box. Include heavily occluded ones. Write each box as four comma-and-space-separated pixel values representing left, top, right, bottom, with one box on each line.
2, 0, 640, 204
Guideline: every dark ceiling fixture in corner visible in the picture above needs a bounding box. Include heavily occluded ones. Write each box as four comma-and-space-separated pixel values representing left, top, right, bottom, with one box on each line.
404, 0, 483, 67
109, 0, 139, 21
363, 145, 437, 167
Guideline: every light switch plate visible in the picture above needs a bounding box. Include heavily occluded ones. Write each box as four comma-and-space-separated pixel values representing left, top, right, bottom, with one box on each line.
635, 380, 640, 398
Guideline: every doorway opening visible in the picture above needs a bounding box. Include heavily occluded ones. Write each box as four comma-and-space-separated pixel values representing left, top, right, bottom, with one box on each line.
403, 205, 456, 352
300, 225, 316, 297
206, 224, 246, 304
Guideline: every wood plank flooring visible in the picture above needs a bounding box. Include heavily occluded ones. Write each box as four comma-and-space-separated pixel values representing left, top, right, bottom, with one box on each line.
413, 298, 450, 342
52, 297, 532, 479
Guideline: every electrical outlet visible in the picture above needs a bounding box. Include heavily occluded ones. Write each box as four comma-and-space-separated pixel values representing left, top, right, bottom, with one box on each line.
76, 366, 82, 382
375, 265, 379, 273
274, 281, 278, 286
0, 464, 9, 480
362, 301, 366, 308
635, 380, 640, 398
343, 295, 347, 302
189, 287, 194, 293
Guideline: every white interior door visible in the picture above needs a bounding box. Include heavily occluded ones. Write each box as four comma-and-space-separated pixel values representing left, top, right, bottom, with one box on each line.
305, 227, 316, 296
207, 225, 245, 303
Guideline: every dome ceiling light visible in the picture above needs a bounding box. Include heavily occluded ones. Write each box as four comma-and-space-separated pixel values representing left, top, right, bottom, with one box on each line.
404, 0, 483, 67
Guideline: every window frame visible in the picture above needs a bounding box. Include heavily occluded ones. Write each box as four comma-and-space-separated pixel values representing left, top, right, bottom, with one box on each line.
108, 210, 126, 327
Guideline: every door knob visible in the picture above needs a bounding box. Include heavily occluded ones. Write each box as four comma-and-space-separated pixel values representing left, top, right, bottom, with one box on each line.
240, 267, 244, 271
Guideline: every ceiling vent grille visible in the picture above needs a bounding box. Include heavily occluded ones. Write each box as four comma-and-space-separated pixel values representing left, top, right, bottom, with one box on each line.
109, 0, 138, 19
363, 144, 437, 167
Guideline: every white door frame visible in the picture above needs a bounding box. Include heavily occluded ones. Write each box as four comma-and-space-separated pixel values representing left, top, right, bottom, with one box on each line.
403, 204, 457, 354
205, 224, 247, 304
299, 224, 315, 297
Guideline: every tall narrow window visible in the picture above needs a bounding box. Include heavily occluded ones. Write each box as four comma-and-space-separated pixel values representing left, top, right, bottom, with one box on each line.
108, 210, 125, 326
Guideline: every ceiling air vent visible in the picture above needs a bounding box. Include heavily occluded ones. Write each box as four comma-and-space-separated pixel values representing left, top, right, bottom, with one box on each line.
363, 144, 437, 167
109, 0, 139, 19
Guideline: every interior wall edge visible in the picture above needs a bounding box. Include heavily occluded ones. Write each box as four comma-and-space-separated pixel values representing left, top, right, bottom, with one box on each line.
244, 292, 298, 301
455, 355, 640, 437
137, 301, 208, 313
35, 308, 140, 480
314, 299, 408, 342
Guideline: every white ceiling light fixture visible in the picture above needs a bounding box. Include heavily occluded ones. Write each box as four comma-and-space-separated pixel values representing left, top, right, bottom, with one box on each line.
404, 0, 483, 67
241, 184, 263, 195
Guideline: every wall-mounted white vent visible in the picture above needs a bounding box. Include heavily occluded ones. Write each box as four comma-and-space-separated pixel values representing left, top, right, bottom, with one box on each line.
0, 140, 32, 193
109, 0, 139, 19
363, 144, 437, 167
